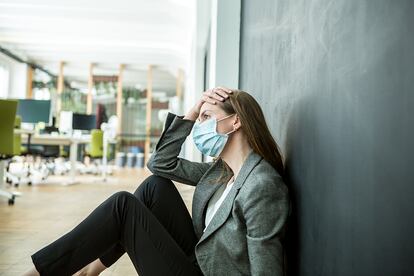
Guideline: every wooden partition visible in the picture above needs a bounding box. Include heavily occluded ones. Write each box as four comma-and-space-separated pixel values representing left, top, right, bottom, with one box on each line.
56, 61, 64, 114
26, 66, 33, 99
86, 63, 94, 114
144, 65, 153, 164
116, 64, 125, 134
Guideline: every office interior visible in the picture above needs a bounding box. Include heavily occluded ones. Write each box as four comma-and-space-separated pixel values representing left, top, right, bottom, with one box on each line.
1, 0, 414, 275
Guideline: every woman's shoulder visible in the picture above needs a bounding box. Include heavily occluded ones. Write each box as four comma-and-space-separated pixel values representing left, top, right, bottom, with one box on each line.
239, 158, 288, 198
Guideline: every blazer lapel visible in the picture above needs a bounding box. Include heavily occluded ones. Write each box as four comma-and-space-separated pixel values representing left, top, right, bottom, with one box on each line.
196, 151, 263, 245
192, 158, 231, 238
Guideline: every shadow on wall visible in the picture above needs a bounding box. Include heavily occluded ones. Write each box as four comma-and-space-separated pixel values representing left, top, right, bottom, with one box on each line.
283, 95, 306, 276
283, 91, 337, 275
283, 90, 325, 276
282, 90, 353, 275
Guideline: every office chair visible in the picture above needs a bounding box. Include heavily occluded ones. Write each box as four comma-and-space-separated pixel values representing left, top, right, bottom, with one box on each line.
0, 100, 20, 205
90, 129, 104, 158
40, 125, 65, 175
5, 115, 31, 187
14, 115, 22, 155
81, 129, 104, 175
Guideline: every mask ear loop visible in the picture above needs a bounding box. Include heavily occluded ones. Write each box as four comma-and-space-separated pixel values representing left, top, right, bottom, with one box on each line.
217, 113, 236, 122
212, 114, 238, 161
225, 128, 238, 135
217, 113, 238, 135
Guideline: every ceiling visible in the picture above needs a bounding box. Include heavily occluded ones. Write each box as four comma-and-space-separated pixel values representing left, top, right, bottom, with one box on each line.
0, 0, 195, 92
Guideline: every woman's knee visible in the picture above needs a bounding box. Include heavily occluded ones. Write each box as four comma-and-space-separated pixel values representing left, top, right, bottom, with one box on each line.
133, 174, 173, 198
110, 191, 136, 204
133, 175, 178, 208
108, 191, 145, 221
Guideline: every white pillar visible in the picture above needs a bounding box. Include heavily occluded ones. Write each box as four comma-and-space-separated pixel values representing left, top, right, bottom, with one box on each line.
205, 0, 241, 163
183, 0, 241, 162
183, 0, 212, 162
208, 0, 241, 89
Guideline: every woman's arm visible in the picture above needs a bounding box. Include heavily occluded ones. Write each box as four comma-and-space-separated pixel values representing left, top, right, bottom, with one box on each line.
242, 173, 290, 275
147, 87, 233, 186
146, 112, 212, 186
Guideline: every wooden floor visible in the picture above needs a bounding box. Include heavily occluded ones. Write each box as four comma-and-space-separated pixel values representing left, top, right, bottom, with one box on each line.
0, 168, 195, 275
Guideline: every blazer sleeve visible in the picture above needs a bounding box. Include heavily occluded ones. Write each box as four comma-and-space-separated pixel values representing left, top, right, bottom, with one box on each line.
243, 174, 290, 275
146, 112, 212, 186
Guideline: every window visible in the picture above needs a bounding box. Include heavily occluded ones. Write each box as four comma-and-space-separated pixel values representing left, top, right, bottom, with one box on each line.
0, 63, 9, 98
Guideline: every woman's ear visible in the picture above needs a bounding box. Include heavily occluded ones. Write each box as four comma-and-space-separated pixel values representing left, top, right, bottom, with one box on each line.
233, 115, 241, 131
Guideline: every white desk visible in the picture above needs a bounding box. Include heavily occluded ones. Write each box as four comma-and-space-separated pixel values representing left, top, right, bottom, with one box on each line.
21, 134, 90, 185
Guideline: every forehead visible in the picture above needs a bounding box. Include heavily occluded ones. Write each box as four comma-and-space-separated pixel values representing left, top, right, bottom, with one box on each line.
200, 102, 224, 115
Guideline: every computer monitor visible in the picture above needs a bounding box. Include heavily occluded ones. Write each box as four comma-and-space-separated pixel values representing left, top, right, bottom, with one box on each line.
16, 99, 51, 124
72, 113, 96, 131
59, 111, 73, 133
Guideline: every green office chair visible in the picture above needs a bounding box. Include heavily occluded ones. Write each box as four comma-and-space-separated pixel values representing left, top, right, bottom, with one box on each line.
81, 129, 104, 175
0, 100, 19, 205
14, 115, 29, 155
14, 115, 22, 156
90, 129, 104, 158
5, 115, 30, 187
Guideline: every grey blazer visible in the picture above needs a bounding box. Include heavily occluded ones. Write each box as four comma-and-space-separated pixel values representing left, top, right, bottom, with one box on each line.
147, 112, 290, 276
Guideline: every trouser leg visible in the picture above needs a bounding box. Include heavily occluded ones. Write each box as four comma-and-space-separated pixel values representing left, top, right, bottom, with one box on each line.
99, 175, 198, 267
31, 176, 202, 276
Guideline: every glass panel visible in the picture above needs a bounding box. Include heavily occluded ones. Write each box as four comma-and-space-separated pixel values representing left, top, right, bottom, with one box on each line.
0, 64, 9, 98
32, 69, 53, 100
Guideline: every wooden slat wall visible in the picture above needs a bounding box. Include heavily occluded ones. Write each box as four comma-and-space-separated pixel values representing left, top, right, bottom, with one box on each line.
116, 64, 125, 134
26, 66, 33, 99
56, 61, 64, 113
86, 63, 94, 114
144, 65, 153, 164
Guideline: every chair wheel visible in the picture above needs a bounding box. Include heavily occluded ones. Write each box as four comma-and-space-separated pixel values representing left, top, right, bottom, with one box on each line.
28, 182, 32, 186
14, 183, 19, 188
8, 196, 15, 206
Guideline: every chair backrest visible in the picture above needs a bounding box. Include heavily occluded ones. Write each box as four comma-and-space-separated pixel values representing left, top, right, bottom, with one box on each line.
13, 133, 21, 156
90, 129, 103, 158
14, 115, 21, 128
13, 115, 22, 155
0, 100, 18, 156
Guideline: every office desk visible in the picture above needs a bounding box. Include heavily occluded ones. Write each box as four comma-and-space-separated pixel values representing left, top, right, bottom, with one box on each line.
21, 134, 90, 185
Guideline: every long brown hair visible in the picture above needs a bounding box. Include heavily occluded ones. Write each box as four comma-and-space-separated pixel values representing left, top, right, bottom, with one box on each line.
216, 90, 285, 181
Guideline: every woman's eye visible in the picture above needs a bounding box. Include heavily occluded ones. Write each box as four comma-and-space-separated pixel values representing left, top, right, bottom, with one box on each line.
203, 114, 210, 119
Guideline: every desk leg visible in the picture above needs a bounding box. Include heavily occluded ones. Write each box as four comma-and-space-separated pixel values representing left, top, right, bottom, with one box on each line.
64, 142, 79, 185
102, 135, 108, 181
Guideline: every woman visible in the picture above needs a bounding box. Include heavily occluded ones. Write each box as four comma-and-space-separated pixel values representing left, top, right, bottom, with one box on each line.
24, 87, 290, 276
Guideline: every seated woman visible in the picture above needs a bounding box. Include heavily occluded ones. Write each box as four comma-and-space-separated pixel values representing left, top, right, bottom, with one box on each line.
23, 87, 290, 276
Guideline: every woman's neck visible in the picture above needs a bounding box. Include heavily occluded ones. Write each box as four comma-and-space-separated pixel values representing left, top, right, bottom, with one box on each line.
220, 131, 252, 180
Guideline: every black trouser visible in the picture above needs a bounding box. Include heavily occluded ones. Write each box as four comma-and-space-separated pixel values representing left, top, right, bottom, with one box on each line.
31, 175, 203, 276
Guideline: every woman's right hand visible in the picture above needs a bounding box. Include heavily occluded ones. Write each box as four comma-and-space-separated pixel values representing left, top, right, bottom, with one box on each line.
184, 87, 233, 121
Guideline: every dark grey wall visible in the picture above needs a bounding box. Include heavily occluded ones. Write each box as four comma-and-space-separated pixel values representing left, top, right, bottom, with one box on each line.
239, 1, 414, 275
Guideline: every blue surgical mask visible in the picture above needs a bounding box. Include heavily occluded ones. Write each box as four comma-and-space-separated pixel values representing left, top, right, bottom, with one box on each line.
192, 113, 236, 157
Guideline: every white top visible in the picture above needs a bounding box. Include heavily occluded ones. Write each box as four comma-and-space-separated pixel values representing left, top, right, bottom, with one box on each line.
203, 178, 235, 232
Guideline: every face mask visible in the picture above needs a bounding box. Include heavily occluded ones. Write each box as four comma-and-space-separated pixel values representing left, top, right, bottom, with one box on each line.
192, 113, 236, 157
